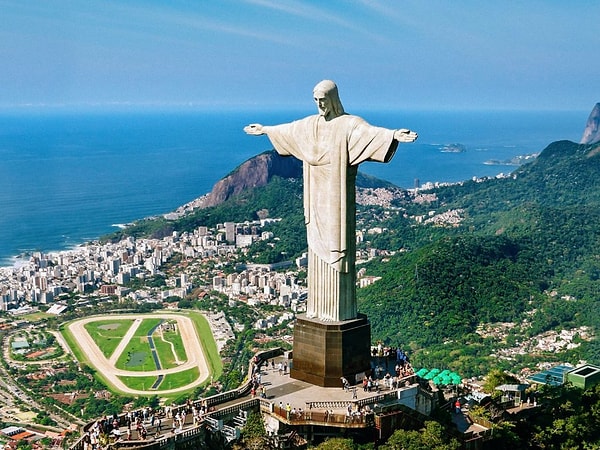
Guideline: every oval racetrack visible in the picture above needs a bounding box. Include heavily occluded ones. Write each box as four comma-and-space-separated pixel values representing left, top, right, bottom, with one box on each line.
66, 313, 210, 395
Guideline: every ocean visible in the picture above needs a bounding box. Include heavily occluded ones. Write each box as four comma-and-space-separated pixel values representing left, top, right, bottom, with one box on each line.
0, 108, 587, 266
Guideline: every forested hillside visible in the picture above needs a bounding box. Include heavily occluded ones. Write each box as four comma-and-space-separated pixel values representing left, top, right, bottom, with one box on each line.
359, 140, 600, 375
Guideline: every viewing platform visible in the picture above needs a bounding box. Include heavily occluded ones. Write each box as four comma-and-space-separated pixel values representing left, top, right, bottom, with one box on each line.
69, 349, 433, 449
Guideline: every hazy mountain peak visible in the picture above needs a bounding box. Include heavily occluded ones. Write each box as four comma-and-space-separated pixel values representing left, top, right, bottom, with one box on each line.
581, 102, 600, 145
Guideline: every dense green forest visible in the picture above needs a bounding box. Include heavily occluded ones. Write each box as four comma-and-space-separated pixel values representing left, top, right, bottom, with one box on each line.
109, 140, 600, 377
358, 140, 600, 374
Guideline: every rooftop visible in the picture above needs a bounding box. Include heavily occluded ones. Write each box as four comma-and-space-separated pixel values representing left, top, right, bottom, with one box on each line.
527, 364, 573, 386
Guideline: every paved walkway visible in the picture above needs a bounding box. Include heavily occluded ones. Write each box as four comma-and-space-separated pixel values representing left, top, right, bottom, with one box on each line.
257, 356, 382, 411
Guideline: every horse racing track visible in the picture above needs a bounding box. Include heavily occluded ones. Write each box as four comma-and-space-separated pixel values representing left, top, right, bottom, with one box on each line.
62, 313, 212, 395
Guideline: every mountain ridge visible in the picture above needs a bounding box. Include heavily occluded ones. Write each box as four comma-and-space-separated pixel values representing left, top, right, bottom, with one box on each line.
357, 137, 600, 374
200, 149, 397, 208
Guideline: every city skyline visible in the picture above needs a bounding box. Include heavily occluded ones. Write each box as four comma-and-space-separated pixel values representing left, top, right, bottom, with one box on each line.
2, 0, 599, 111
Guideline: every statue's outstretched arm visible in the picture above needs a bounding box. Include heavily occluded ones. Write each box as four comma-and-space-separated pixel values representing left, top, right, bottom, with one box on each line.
244, 124, 265, 136
394, 128, 418, 143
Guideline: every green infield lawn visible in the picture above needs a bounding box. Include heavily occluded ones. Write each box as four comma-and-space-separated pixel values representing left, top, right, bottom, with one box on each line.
115, 318, 163, 371
160, 366, 201, 390
152, 325, 187, 368
84, 319, 135, 358
119, 366, 200, 392
118, 374, 161, 391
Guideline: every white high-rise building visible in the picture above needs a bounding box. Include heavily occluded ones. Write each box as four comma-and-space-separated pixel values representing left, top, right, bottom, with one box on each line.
224, 222, 235, 243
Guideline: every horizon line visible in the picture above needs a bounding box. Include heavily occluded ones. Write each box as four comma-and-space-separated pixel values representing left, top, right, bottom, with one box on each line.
0, 102, 591, 114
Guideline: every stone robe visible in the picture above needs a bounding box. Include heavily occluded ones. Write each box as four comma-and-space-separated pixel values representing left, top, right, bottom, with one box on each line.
265, 113, 398, 321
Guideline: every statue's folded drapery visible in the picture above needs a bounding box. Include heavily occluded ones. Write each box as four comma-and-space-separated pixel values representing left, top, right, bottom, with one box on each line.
265, 113, 398, 321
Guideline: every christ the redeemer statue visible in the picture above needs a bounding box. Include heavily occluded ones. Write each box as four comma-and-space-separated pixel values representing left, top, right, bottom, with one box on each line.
245, 80, 417, 322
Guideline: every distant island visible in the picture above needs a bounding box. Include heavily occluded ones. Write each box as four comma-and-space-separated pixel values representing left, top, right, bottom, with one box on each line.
484, 153, 539, 166
440, 143, 466, 152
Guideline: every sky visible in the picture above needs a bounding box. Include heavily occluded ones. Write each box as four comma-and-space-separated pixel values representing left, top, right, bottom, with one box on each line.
1, 0, 599, 111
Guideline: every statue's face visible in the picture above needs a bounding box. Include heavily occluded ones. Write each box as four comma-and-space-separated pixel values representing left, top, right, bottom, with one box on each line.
314, 91, 333, 118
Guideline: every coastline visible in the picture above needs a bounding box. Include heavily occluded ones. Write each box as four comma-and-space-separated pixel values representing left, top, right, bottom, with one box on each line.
0, 195, 212, 270
1, 242, 99, 270
0, 151, 540, 271
0, 109, 586, 267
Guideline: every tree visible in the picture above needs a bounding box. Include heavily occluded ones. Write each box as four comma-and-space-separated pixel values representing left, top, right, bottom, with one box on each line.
520, 383, 600, 449
482, 369, 519, 395
16, 441, 33, 450
380, 421, 460, 450
238, 412, 269, 450
313, 438, 357, 450
381, 429, 427, 450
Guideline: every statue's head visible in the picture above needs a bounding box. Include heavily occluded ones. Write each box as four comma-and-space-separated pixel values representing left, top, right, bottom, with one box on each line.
313, 80, 345, 120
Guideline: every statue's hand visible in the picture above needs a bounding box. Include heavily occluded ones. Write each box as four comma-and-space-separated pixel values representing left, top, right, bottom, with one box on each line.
394, 129, 418, 143
244, 124, 264, 135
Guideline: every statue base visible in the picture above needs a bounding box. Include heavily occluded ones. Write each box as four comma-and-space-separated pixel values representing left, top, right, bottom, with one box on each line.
290, 313, 372, 387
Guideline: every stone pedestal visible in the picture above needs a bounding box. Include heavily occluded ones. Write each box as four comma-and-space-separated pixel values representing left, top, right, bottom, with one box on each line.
290, 313, 371, 387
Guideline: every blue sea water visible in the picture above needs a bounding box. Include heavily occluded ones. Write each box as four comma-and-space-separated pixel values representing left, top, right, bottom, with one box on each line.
0, 108, 587, 266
